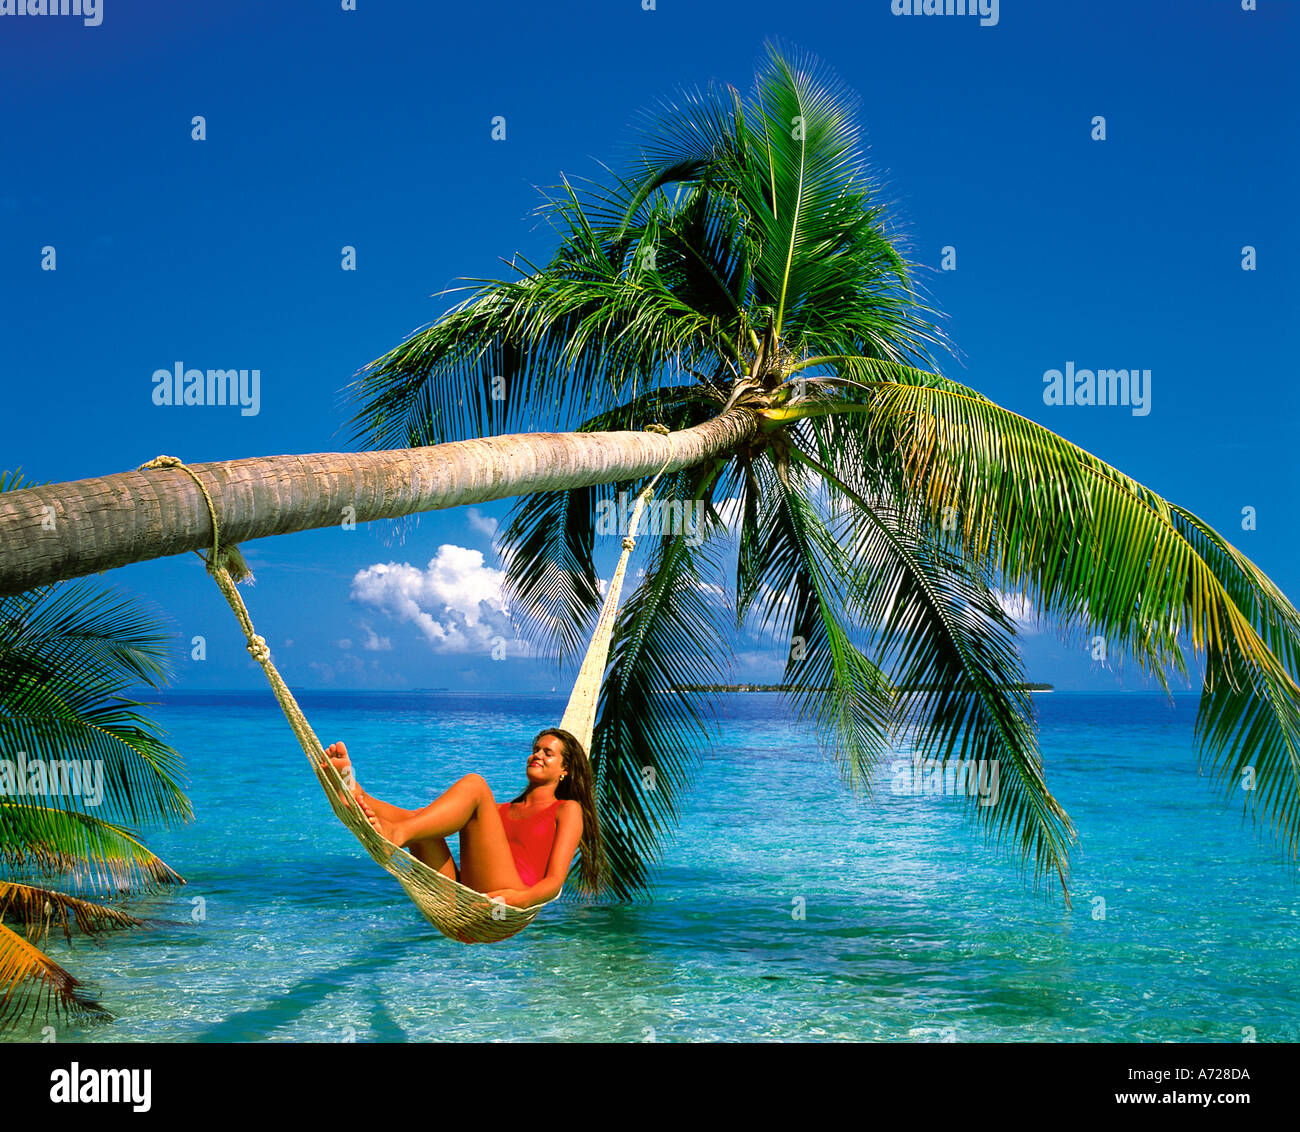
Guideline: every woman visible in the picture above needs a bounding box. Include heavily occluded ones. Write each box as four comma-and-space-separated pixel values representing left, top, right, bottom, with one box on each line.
325, 728, 604, 908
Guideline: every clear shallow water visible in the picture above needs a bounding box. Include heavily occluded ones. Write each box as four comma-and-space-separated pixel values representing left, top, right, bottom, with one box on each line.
6, 692, 1298, 1043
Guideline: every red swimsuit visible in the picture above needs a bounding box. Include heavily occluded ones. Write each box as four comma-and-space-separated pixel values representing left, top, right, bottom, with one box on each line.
497, 799, 561, 887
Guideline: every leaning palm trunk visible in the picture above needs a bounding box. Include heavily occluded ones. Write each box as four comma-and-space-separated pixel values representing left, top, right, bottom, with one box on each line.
0, 408, 757, 598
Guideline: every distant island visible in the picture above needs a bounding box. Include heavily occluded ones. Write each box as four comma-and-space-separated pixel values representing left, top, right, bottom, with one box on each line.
669, 682, 1055, 693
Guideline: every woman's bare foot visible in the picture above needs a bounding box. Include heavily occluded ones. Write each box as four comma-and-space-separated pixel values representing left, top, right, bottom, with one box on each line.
324, 741, 362, 807
357, 795, 403, 856
323, 741, 402, 857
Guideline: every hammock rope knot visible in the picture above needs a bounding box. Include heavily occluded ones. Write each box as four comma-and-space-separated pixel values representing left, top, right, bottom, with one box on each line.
138, 454, 223, 571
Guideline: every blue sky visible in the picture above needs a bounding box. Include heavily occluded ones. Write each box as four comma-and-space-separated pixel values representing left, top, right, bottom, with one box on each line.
1, 0, 1296, 693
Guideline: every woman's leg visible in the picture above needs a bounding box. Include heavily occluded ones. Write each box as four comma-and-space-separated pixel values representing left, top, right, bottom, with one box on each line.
327, 743, 457, 879
450, 776, 528, 894
329, 744, 523, 892
359, 791, 458, 879
361, 774, 523, 892
407, 836, 456, 879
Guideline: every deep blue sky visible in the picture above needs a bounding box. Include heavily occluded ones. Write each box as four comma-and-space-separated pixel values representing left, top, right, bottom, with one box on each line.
1, 0, 1296, 693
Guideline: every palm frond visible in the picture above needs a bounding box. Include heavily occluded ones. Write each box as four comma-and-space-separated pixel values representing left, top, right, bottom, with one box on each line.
0, 579, 189, 827
740, 457, 896, 792
0, 803, 184, 896
587, 460, 733, 900
0, 468, 30, 495
621, 43, 951, 370
0, 706, 191, 828
831, 358, 1300, 865
0, 920, 110, 1027
0, 578, 172, 689
498, 485, 603, 669
497, 389, 724, 668
347, 184, 739, 451
0, 881, 145, 944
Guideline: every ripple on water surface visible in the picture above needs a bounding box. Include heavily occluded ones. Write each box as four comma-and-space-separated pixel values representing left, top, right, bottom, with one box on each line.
5, 692, 1298, 1042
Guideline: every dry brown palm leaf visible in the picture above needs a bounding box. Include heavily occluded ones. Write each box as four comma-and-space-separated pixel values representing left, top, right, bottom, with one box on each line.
0, 920, 111, 1027
0, 881, 145, 945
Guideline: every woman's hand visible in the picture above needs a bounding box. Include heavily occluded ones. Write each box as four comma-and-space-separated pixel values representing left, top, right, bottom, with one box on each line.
484, 888, 525, 908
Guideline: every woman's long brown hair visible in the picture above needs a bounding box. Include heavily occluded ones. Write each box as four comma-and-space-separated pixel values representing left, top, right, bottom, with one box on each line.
517, 727, 607, 895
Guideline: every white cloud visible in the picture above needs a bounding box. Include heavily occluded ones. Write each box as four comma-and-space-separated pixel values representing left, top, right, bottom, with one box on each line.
350, 545, 527, 656
359, 621, 392, 651
996, 591, 1040, 634
748, 580, 797, 625
336, 638, 353, 650
309, 654, 364, 683
731, 647, 788, 677
308, 660, 336, 683
466, 508, 498, 538
307, 652, 403, 687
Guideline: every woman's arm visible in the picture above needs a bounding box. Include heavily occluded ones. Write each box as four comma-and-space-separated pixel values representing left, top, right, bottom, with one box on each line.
489, 801, 584, 908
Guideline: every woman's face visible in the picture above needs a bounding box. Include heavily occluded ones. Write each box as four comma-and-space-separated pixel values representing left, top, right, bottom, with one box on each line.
526, 734, 566, 788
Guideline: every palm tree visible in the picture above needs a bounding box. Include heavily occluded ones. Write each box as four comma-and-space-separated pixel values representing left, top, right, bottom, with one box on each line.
0, 46, 1294, 907
346, 44, 1300, 901
0, 471, 190, 1029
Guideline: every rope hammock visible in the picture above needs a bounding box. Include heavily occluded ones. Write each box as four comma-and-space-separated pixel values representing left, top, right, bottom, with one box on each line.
138, 427, 673, 944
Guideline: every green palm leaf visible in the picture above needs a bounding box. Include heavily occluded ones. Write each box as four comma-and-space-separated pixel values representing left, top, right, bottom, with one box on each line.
587, 460, 733, 900
0, 581, 190, 827
347, 187, 739, 451
0, 803, 183, 896
497, 387, 724, 668
498, 484, 603, 668
621, 43, 951, 371
735, 456, 896, 793
0, 469, 186, 1031
819, 359, 1300, 863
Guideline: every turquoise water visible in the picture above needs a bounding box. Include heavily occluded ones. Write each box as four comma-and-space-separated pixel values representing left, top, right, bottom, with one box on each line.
6, 692, 1299, 1043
